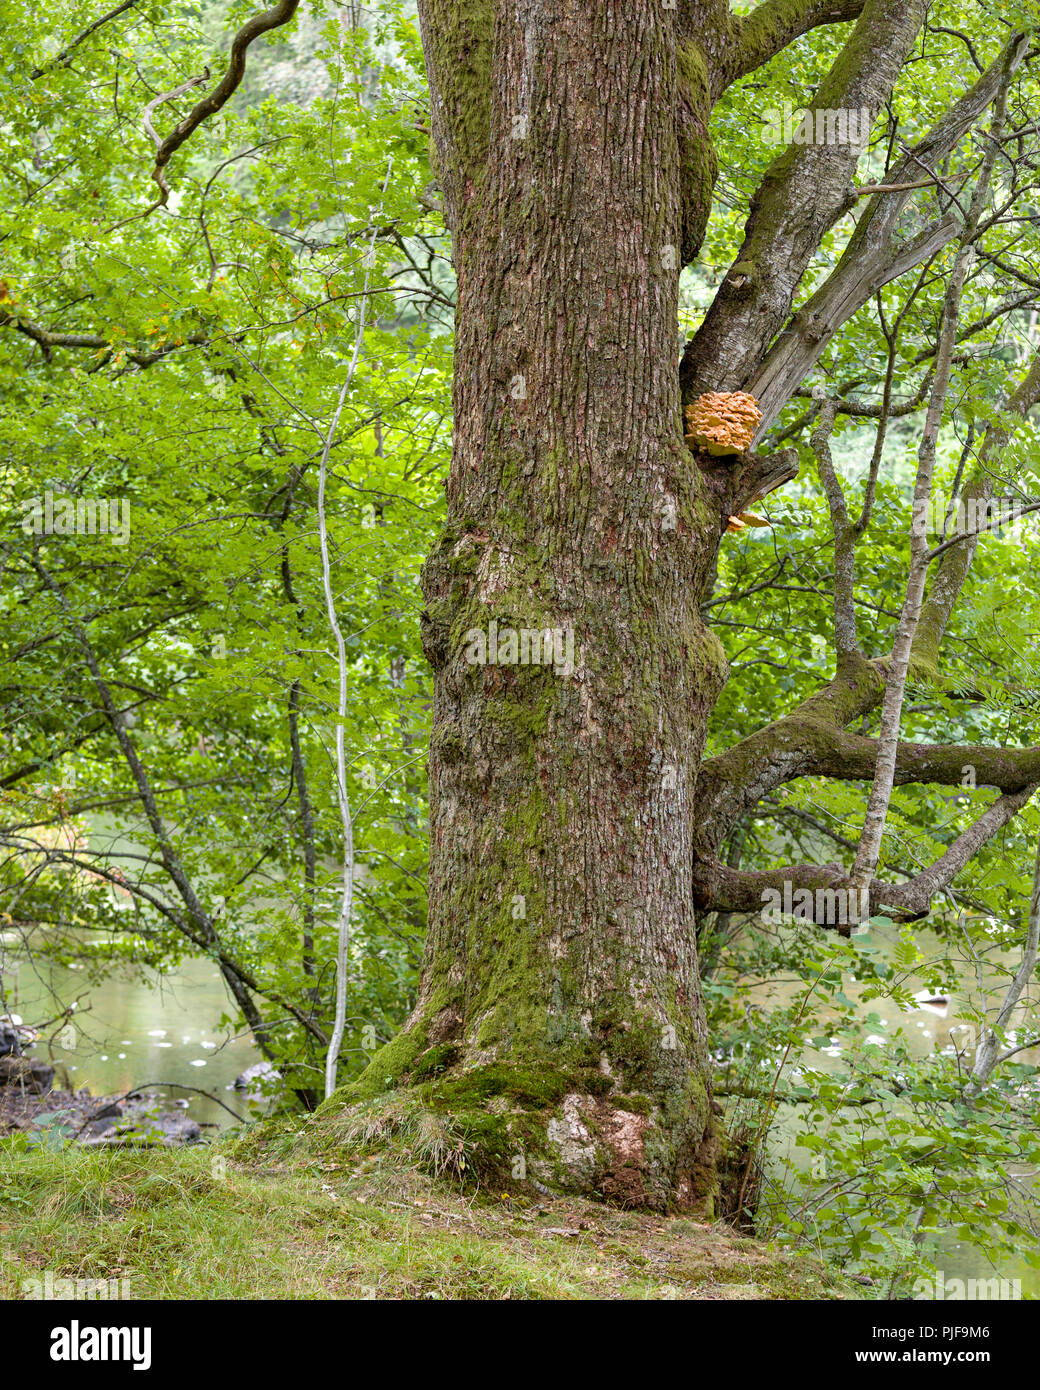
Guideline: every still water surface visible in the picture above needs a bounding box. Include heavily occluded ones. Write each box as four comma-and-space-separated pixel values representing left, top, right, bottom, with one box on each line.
3, 944, 260, 1132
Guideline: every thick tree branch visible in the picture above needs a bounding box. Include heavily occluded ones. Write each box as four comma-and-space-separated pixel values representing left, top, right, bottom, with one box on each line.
695, 783, 1036, 925
809, 731, 1040, 793
747, 32, 1030, 433
722, 0, 867, 94
695, 681, 1040, 851
681, 0, 927, 403
149, 0, 301, 205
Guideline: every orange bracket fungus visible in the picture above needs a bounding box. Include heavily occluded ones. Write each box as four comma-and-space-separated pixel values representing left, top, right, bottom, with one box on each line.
684, 390, 763, 457
684, 392, 772, 535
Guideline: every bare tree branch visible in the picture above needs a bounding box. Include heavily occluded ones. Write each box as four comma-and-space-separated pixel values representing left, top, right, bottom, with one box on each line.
681, 0, 929, 400
149, 0, 301, 205
695, 783, 1037, 925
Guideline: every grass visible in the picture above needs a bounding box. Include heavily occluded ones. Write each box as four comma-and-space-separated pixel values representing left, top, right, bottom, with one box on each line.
0, 1116, 859, 1301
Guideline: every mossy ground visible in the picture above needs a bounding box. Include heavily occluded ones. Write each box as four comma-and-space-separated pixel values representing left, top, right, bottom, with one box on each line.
0, 1112, 861, 1301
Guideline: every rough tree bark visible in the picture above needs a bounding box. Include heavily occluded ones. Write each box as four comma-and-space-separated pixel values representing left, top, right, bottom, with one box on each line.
330, 0, 880, 1210
376, 0, 730, 1211
326, 1, 1039, 1211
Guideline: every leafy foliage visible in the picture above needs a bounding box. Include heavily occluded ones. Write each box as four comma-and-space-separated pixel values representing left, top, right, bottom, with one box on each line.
0, 0, 449, 1099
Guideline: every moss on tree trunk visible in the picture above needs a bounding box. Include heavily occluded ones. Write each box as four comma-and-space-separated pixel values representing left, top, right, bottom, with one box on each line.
323, 0, 732, 1212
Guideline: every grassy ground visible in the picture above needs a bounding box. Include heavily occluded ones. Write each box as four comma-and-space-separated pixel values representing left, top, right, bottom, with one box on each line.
0, 1115, 858, 1301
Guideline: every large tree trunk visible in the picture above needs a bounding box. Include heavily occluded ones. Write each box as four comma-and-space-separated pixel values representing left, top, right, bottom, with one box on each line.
340, 0, 730, 1211
323, 0, 1031, 1214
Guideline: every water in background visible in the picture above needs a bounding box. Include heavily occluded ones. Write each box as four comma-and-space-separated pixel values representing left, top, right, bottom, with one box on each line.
2, 943, 261, 1132
759, 920, 1040, 1296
